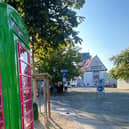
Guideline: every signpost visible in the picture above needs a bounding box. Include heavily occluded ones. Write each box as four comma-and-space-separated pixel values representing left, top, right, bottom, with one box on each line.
97, 79, 104, 96
61, 69, 68, 73
60, 69, 68, 81
61, 69, 68, 92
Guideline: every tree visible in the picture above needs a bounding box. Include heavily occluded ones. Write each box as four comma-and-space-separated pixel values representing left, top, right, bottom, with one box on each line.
8, 0, 85, 72
8, 0, 85, 45
109, 47, 129, 80
34, 44, 82, 81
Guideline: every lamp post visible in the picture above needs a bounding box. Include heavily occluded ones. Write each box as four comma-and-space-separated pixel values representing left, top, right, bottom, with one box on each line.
29, 36, 35, 73
53, 66, 56, 96
53, 66, 56, 82
53, 66, 56, 73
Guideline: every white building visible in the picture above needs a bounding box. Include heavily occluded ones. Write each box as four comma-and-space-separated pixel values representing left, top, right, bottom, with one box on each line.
80, 55, 116, 87
117, 79, 129, 89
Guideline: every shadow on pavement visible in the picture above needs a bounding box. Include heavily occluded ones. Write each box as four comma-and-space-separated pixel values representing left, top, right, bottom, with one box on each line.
34, 120, 45, 129
46, 118, 63, 129
34, 118, 63, 129
52, 91, 129, 115
51, 89, 129, 129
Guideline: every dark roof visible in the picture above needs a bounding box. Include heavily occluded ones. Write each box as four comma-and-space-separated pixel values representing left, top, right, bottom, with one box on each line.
81, 53, 91, 61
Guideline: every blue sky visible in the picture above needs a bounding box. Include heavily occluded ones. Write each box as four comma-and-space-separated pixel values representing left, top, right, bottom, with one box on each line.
77, 0, 129, 70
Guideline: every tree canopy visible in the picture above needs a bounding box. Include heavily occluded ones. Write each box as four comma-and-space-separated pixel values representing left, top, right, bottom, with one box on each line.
7, 0, 85, 80
109, 48, 129, 80
8, 0, 85, 47
35, 44, 82, 81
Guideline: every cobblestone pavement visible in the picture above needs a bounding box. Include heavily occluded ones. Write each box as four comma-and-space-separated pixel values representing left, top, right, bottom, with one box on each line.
51, 88, 129, 129
34, 88, 129, 129
34, 119, 45, 129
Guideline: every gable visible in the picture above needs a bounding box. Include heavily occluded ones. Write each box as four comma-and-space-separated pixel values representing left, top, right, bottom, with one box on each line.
86, 56, 107, 72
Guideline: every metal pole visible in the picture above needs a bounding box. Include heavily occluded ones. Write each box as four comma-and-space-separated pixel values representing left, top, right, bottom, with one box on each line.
44, 79, 47, 124
33, 79, 37, 103
47, 79, 51, 118
39, 82, 41, 113
53, 66, 56, 96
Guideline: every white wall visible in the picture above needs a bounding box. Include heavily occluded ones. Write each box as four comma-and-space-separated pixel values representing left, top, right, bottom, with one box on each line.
99, 71, 107, 80
117, 79, 129, 89
83, 71, 107, 87
83, 71, 117, 87
83, 72, 93, 86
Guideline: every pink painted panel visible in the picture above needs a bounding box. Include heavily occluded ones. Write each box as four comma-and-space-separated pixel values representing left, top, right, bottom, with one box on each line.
17, 42, 33, 129
0, 74, 5, 129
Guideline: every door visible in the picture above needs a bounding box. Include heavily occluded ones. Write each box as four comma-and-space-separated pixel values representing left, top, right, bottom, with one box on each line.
17, 41, 33, 129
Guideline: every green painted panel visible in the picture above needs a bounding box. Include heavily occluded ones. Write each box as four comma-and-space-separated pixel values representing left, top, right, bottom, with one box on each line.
0, 8, 2, 25
0, 3, 32, 129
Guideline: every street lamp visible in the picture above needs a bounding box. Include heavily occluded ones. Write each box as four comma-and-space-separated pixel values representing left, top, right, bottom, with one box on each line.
53, 66, 56, 96
53, 66, 56, 83
53, 66, 56, 73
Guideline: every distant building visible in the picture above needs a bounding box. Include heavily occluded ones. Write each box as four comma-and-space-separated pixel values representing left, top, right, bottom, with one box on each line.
81, 52, 91, 61
79, 53, 91, 67
117, 79, 129, 89
80, 55, 117, 87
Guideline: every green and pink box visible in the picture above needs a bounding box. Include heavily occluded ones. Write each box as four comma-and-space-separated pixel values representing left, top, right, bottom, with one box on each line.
0, 3, 34, 129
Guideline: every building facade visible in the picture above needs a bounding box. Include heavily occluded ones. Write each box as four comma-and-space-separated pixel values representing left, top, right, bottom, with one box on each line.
117, 79, 129, 89
80, 55, 116, 87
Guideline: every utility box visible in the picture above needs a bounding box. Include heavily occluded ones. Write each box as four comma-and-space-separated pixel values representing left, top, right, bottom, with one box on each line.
0, 3, 33, 129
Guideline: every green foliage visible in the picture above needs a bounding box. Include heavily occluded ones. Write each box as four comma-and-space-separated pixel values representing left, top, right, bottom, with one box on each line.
8, 0, 85, 47
35, 45, 82, 81
109, 48, 129, 80
7, 0, 85, 79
